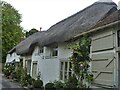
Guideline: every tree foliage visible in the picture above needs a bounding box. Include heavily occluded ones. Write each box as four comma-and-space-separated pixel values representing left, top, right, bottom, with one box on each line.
26, 28, 38, 38
70, 35, 93, 88
2, 1, 24, 63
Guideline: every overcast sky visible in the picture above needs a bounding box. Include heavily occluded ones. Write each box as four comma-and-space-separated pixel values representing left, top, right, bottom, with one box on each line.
3, 0, 119, 31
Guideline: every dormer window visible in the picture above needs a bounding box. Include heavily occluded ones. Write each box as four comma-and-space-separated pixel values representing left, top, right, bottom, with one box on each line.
38, 48, 44, 55
51, 48, 58, 56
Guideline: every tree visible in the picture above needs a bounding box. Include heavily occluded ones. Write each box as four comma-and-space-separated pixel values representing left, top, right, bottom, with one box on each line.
2, 1, 24, 63
70, 35, 93, 88
26, 28, 39, 37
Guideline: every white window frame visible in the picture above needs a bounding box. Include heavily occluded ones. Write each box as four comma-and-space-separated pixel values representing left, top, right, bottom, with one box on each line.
38, 47, 44, 55
51, 48, 58, 57
60, 61, 72, 81
25, 60, 31, 74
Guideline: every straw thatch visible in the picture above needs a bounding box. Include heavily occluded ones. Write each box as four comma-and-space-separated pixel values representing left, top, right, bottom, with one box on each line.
9, 2, 118, 55
13, 31, 46, 55
35, 2, 117, 46
92, 9, 120, 28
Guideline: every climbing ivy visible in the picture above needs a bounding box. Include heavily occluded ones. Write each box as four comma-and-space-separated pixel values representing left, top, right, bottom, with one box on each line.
69, 35, 93, 88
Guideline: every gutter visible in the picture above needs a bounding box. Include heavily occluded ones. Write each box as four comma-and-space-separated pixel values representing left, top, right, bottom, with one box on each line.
74, 20, 120, 38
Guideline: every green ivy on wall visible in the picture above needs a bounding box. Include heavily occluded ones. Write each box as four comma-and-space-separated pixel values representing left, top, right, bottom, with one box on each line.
69, 35, 93, 88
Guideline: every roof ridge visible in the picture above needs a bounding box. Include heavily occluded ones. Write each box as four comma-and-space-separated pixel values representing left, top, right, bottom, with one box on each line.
47, 2, 117, 31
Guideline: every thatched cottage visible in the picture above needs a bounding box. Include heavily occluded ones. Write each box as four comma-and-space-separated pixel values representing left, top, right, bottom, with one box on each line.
6, 0, 120, 89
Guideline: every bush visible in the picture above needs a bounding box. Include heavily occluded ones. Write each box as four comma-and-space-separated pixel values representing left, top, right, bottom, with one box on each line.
45, 83, 55, 90
20, 68, 28, 86
11, 71, 16, 79
33, 79, 43, 88
26, 74, 33, 85
27, 78, 35, 89
64, 75, 78, 88
15, 65, 22, 82
53, 80, 64, 89
3, 64, 15, 77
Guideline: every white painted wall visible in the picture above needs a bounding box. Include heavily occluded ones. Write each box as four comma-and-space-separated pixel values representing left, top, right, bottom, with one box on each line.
58, 43, 73, 60
32, 46, 60, 84
6, 52, 20, 63
31, 43, 73, 85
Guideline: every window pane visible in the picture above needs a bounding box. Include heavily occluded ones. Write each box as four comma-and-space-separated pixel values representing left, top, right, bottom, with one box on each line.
64, 71, 67, 80
69, 62, 72, 71
65, 62, 68, 71
60, 61, 72, 81
52, 49, 58, 56
60, 62, 63, 80
118, 30, 120, 47
38, 48, 43, 55
69, 72, 72, 77
60, 71, 63, 80
61, 62, 63, 70
27, 60, 31, 74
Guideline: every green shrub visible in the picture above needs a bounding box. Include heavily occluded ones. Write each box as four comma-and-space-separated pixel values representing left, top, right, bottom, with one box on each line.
26, 74, 33, 85
45, 82, 55, 90
64, 75, 78, 88
20, 68, 28, 86
53, 80, 64, 89
3, 69, 10, 77
11, 71, 16, 79
3, 64, 15, 77
15, 65, 22, 82
33, 79, 43, 88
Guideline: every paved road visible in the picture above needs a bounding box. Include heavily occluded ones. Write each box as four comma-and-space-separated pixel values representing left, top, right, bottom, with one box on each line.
0, 73, 24, 90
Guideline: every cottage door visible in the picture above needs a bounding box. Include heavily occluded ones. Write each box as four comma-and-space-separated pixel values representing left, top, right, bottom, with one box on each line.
32, 62, 37, 79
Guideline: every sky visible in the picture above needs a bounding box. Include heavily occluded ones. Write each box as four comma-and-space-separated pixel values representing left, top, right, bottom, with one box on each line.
3, 0, 119, 31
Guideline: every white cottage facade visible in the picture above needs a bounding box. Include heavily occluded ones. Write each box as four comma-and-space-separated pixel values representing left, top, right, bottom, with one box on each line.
30, 42, 73, 84
6, 0, 120, 89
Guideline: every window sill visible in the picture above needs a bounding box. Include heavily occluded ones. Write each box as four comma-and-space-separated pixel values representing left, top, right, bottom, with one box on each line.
43, 56, 58, 59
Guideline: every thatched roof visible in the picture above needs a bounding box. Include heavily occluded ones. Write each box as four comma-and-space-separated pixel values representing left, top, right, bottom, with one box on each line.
9, 2, 117, 55
12, 31, 46, 55
92, 9, 120, 28
35, 2, 117, 44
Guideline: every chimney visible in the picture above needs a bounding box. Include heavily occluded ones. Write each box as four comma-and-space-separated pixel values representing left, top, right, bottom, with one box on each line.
97, 0, 113, 2
118, 1, 120, 10
40, 27, 42, 31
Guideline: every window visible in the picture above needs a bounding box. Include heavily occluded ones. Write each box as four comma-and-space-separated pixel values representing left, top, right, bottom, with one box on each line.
20, 59, 23, 67
25, 60, 31, 74
60, 61, 72, 81
32, 62, 38, 79
51, 48, 58, 56
118, 30, 120, 47
38, 48, 44, 55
